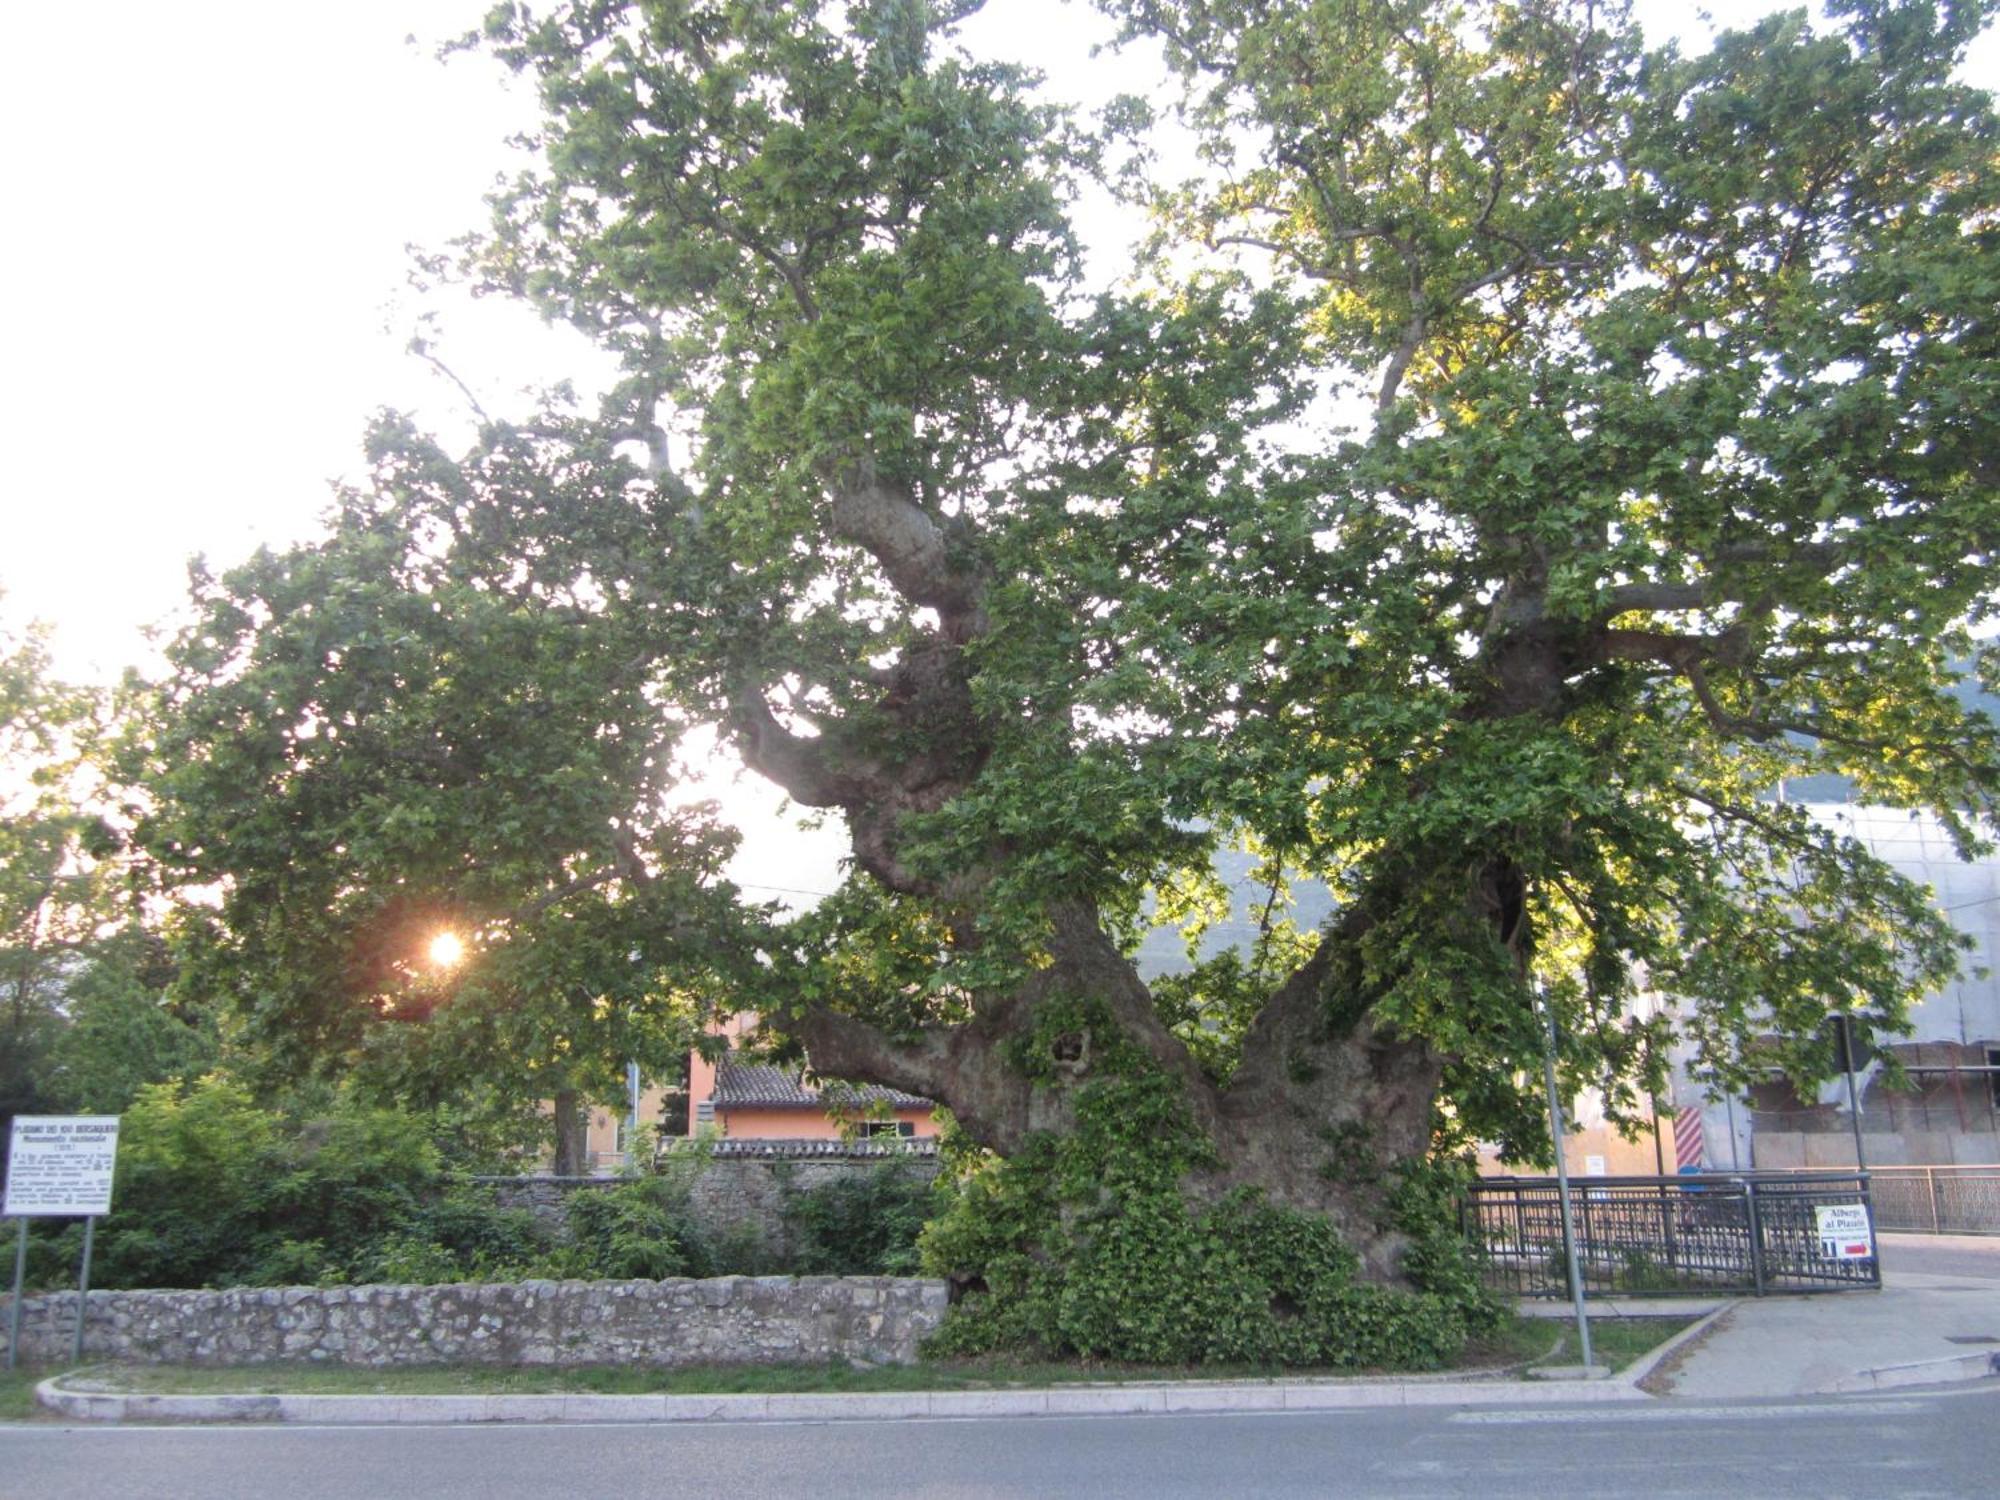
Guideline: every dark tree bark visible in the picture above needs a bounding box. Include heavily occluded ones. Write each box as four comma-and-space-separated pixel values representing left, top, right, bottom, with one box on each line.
550, 1088, 588, 1177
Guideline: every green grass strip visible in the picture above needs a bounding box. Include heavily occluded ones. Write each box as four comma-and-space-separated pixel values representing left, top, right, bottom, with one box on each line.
33, 1316, 1693, 1403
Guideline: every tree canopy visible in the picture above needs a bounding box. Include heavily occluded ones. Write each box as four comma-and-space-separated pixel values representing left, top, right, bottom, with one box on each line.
141, 0, 2000, 1352
0, 614, 209, 1129
140, 444, 765, 1168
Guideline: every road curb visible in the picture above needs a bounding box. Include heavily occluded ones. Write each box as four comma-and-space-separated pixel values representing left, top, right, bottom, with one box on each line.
35, 1372, 1649, 1426
1829, 1349, 2000, 1393
1616, 1302, 1737, 1391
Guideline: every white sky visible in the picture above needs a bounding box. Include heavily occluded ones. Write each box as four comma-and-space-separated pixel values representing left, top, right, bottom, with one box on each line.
3, 1, 1993, 901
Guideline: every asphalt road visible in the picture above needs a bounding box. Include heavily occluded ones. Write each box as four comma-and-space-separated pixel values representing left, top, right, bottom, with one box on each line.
3, 1390, 1997, 1500
1878, 1232, 2000, 1280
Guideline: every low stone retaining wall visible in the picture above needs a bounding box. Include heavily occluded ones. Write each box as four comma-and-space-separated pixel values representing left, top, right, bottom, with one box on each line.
5, 1275, 948, 1368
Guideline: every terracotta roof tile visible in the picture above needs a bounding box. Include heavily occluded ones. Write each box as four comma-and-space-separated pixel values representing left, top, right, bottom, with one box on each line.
712, 1061, 932, 1112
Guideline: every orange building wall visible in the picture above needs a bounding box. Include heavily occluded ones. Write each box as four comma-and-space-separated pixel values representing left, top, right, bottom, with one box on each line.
685, 1011, 754, 1135
1478, 1116, 1680, 1178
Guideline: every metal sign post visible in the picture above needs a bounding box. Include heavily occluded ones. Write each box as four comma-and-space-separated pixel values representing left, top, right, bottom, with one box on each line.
7, 1219, 26, 1373
1825, 1014, 1871, 1172
72, 1217, 97, 1363
1536, 993, 1594, 1372
626, 1059, 643, 1165
3, 1116, 121, 1370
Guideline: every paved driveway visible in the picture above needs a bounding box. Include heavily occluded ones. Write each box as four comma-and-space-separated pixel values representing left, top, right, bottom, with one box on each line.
1877, 1232, 2000, 1280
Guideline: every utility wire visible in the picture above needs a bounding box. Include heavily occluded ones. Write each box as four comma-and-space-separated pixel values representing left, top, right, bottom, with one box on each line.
734, 880, 836, 899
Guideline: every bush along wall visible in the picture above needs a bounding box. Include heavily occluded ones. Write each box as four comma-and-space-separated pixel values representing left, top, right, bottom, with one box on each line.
919, 1001, 1502, 1369
483, 1154, 941, 1275
14, 1076, 945, 1294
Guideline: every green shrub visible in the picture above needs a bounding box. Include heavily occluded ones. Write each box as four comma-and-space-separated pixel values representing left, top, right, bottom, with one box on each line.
90, 1075, 288, 1288
921, 999, 1497, 1369
344, 1183, 555, 1284
246, 1238, 340, 1288
405, 1185, 551, 1268
23, 1077, 459, 1291
782, 1165, 934, 1276
694, 1218, 774, 1278
259, 1100, 442, 1273
562, 1178, 705, 1280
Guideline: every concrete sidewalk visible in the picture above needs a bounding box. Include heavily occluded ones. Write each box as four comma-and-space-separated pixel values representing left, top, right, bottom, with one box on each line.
1652, 1267, 2000, 1397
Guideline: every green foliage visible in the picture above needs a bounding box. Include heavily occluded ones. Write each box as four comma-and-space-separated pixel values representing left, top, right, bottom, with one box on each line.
41, 930, 219, 1114
1386, 1158, 1506, 1331
923, 1035, 1493, 1368
358, 1235, 486, 1287
781, 1164, 934, 1276
19, 1085, 742, 1291
1151, 944, 1305, 1087
0, 608, 141, 1128
562, 1177, 707, 1280
87, 0, 2000, 1342
927, 1158, 1481, 1369
374, 1185, 554, 1279
21, 1078, 453, 1291
83, 1075, 292, 1290
136, 468, 770, 1161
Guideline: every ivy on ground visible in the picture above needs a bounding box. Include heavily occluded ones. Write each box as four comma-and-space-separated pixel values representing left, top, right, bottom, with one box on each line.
922, 1000, 1499, 1369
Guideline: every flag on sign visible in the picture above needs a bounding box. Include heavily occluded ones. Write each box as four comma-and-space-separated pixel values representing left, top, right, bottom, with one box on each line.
1673, 1106, 1705, 1172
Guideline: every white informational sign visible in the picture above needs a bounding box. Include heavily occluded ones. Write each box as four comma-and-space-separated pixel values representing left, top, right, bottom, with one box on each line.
1583, 1155, 1607, 1176
1814, 1203, 1874, 1261
3, 1116, 121, 1217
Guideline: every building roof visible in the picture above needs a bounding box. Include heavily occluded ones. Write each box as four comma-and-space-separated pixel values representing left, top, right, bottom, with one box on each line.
711, 1061, 933, 1112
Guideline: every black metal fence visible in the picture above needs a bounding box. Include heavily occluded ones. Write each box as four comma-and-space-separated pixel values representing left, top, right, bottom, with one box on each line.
1463, 1172, 1882, 1297
1864, 1165, 2000, 1234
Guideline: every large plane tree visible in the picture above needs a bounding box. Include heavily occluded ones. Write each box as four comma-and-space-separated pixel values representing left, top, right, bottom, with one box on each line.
146, 0, 1999, 1361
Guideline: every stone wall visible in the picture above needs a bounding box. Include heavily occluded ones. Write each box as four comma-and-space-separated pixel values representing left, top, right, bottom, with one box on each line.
5, 1275, 948, 1368
482, 1146, 942, 1263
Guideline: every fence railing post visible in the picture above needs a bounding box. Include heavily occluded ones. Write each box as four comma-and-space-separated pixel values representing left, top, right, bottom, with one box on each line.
1861, 1173, 1882, 1289
1742, 1179, 1766, 1296
1513, 1185, 1528, 1287
1927, 1167, 1942, 1233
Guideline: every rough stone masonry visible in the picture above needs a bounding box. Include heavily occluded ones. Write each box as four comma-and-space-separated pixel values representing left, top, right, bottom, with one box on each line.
4, 1275, 949, 1368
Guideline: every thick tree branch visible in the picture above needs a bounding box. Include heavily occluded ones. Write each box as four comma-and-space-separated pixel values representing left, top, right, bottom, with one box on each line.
827, 457, 987, 635
728, 685, 858, 809
1376, 315, 1428, 413
791, 1007, 963, 1111
1683, 658, 1774, 741
1598, 626, 1746, 673
1228, 935, 1338, 1104
516, 864, 625, 919
791, 901, 1219, 1156
1599, 541, 1842, 615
